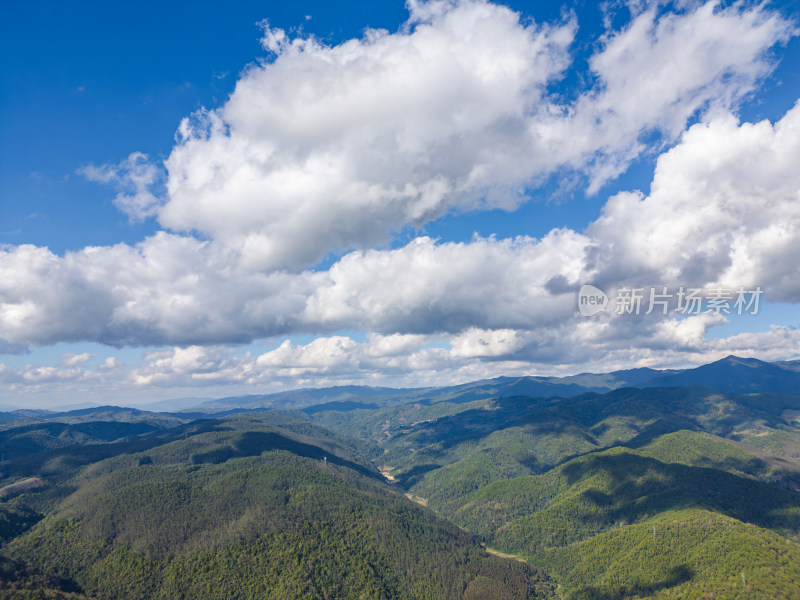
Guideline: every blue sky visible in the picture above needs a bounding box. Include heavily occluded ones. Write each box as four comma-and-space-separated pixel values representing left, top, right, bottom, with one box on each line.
1, 0, 800, 408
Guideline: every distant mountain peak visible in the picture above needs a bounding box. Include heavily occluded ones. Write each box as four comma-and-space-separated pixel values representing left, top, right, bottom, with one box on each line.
717, 355, 765, 366
640, 354, 800, 395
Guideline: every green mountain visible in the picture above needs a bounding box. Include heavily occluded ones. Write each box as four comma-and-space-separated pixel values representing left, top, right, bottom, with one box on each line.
192, 368, 678, 414
0, 414, 552, 600
0, 421, 162, 459
0, 406, 187, 432
321, 386, 800, 502
540, 509, 800, 599
2, 356, 800, 599
641, 355, 800, 395
0, 554, 96, 599
305, 383, 800, 598
451, 433, 800, 548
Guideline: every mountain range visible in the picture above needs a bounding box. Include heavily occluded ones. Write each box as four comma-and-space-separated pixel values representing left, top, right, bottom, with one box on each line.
194, 355, 800, 413
0, 354, 799, 598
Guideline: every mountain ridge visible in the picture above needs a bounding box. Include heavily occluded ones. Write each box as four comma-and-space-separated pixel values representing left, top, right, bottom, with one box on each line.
192, 354, 800, 413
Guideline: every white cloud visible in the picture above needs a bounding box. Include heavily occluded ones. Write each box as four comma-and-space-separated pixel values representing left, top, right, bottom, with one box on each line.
1, 99, 799, 375
7, 320, 799, 401
0, 363, 94, 388
2, 102, 800, 354
154, 0, 791, 271
160, 0, 576, 270
586, 101, 800, 296
99, 356, 123, 370
1, 0, 799, 399
364, 333, 430, 358
450, 327, 526, 358
571, 1, 793, 191
0, 234, 322, 347
303, 232, 588, 334
255, 337, 360, 376
79, 152, 164, 221
22, 366, 84, 384
131, 345, 245, 386
62, 352, 93, 366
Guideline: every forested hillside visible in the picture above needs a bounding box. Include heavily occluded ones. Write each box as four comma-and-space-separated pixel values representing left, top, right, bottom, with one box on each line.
307, 382, 800, 598
1, 358, 800, 598
0, 414, 551, 600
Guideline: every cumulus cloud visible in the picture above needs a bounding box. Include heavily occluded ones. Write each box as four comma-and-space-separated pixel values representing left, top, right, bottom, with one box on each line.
2, 101, 800, 356
6, 321, 793, 399
450, 328, 526, 358
0, 363, 94, 388
62, 352, 93, 366
255, 337, 360, 377
131, 345, 244, 386
587, 101, 800, 296
570, 1, 794, 190
123, 335, 464, 389
304, 232, 588, 333
161, 0, 576, 270
0, 234, 322, 347
1, 0, 799, 398
154, 0, 791, 271
0, 318, 750, 395
99, 356, 123, 370
79, 152, 165, 221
